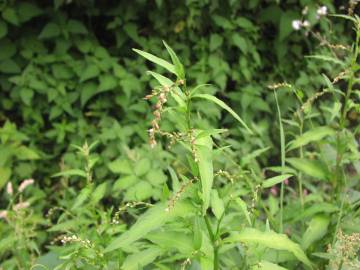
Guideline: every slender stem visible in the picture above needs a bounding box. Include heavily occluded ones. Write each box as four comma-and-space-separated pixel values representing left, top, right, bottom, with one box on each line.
274, 91, 285, 233
298, 116, 304, 208
336, 22, 359, 195
340, 24, 359, 129
204, 215, 219, 270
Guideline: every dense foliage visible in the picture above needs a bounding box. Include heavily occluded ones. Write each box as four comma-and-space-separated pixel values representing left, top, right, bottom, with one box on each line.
0, 1, 359, 269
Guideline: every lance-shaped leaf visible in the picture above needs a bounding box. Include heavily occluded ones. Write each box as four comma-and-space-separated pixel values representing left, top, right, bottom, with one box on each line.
147, 71, 186, 107
133, 48, 176, 74
225, 228, 312, 268
263, 174, 292, 188
146, 231, 193, 254
287, 158, 329, 181
105, 200, 194, 252
192, 94, 252, 134
287, 127, 334, 150
163, 40, 185, 79
121, 246, 162, 270
253, 260, 288, 270
195, 133, 213, 215
301, 214, 330, 250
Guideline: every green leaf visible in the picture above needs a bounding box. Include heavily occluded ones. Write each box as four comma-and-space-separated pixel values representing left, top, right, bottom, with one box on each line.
147, 71, 186, 107
301, 215, 330, 250
192, 94, 252, 134
0, 167, 11, 189
292, 203, 338, 222
0, 20, 8, 39
15, 145, 39, 160
235, 198, 252, 226
225, 228, 312, 268
121, 246, 162, 270
80, 64, 100, 82
113, 175, 138, 191
193, 216, 203, 250
71, 185, 93, 210
133, 48, 176, 74
263, 174, 292, 188
279, 11, 297, 41
80, 82, 97, 107
39, 22, 61, 39
18, 2, 43, 22
134, 158, 151, 176
305, 55, 345, 67
287, 127, 335, 150
210, 189, 224, 220
232, 33, 248, 53
52, 64, 73, 79
163, 41, 185, 79
105, 200, 194, 252
98, 74, 117, 92
146, 231, 193, 254
91, 182, 108, 204
19, 88, 34, 105
210, 34, 223, 51
2, 8, 19, 25
287, 158, 329, 180
0, 59, 20, 73
125, 180, 153, 201
107, 158, 132, 174
0, 39, 16, 60
48, 219, 87, 232
52, 169, 87, 178
252, 260, 288, 270
195, 133, 213, 214
67, 19, 87, 34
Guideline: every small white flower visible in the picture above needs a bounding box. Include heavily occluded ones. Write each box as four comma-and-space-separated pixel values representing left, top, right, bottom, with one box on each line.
317, 6, 328, 16
302, 20, 310, 27
6, 182, 13, 195
292, 20, 302, 31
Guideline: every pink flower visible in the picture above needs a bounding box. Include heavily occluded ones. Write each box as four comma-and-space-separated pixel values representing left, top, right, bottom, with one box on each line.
270, 187, 278, 196
18, 179, 34, 193
284, 178, 289, 185
0, 210, 8, 219
6, 182, 13, 195
303, 189, 309, 196
13, 201, 30, 211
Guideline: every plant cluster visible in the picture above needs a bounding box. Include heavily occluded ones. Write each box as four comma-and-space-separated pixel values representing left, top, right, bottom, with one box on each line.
0, 1, 360, 270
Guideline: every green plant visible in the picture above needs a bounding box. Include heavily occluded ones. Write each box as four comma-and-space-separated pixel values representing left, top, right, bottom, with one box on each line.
101, 42, 313, 269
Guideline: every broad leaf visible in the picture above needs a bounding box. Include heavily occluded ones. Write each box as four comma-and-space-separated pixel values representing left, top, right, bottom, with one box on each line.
225, 228, 312, 268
